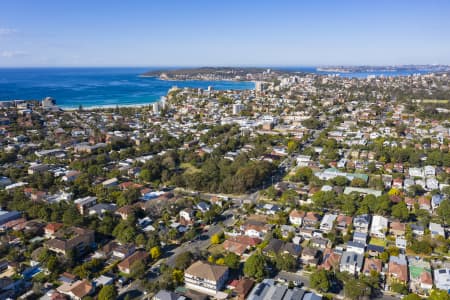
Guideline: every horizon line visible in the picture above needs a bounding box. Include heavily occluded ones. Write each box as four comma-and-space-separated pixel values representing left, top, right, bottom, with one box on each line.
0, 63, 449, 69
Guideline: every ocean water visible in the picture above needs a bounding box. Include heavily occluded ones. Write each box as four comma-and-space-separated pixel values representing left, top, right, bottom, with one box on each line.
0, 67, 255, 108
278, 66, 432, 78
0, 67, 431, 108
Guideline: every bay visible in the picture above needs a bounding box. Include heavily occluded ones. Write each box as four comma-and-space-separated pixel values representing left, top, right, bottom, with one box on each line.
0, 67, 254, 108
0, 67, 432, 108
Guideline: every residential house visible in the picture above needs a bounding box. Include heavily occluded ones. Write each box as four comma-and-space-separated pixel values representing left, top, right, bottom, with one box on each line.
263, 239, 302, 257
116, 205, 135, 220
233, 278, 255, 300
57, 279, 93, 300
433, 268, 450, 292
241, 221, 269, 239
117, 250, 149, 274
45, 227, 95, 255
320, 249, 342, 271
367, 244, 385, 257
179, 208, 195, 225
340, 251, 364, 275
301, 247, 321, 266
336, 215, 352, 232
88, 203, 116, 218
184, 261, 229, 294
362, 258, 383, 275
44, 223, 64, 238
418, 196, 431, 211
62, 171, 81, 183
408, 258, 433, 294
152, 290, 186, 300
310, 237, 330, 250
73, 196, 97, 215
101, 177, 118, 188
389, 222, 406, 237
289, 210, 305, 226
347, 241, 366, 255
429, 222, 445, 238
411, 224, 425, 236
94, 241, 135, 260
431, 194, 444, 211
0, 210, 22, 228
196, 202, 211, 213
396, 237, 407, 250
303, 212, 321, 228
388, 255, 408, 284
353, 214, 371, 233
225, 236, 261, 253
370, 215, 388, 238
28, 164, 50, 175
320, 214, 337, 232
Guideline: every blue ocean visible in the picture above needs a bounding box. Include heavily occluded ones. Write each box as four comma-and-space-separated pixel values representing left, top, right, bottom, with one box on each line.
0, 67, 431, 108
0, 67, 255, 108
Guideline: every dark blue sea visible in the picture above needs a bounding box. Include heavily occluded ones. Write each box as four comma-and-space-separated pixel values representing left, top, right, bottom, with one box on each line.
0, 67, 431, 108
0, 67, 255, 108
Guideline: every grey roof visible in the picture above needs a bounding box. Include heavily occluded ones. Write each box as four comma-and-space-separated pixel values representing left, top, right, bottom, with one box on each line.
263, 239, 302, 256
367, 244, 385, 253
153, 290, 185, 300
340, 251, 364, 269
284, 288, 306, 300
0, 211, 21, 226
347, 241, 365, 249
352, 231, 368, 241
89, 203, 116, 214
303, 292, 322, 300
267, 285, 287, 300
247, 279, 275, 300
354, 214, 371, 225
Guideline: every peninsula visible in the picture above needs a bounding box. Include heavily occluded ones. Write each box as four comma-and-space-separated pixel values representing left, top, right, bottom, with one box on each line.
141, 67, 290, 81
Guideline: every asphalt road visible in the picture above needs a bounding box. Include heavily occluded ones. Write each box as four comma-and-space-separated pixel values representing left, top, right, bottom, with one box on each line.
164, 223, 223, 268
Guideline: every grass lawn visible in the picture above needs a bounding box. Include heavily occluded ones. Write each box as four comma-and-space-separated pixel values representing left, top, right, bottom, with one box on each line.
369, 237, 387, 247
208, 244, 225, 256
422, 99, 449, 104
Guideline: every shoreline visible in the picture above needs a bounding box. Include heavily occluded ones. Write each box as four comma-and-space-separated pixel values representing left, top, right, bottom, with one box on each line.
138, 74, 254, 83
60, 102, 156, 111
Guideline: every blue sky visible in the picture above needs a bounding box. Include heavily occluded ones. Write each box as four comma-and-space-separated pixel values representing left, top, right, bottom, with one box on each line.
0, 0, 449, 67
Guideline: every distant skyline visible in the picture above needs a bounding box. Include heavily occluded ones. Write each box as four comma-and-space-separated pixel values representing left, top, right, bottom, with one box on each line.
1, 0, 450, 67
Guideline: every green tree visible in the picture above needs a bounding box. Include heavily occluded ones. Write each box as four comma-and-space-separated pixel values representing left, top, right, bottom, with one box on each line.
310, 269, 331, 293
223, 252, 240, 270
280, 190, 299, 205
391, 202, 409, 221
287, 139, 300, 154
436, 200, 450, 225
243, 253, 266, 280
292, 167, 313, 184
275, 253, 297, 272
332, 176, 349, 187
312, 191, 335, 209
428, 289, 450, 300
390, 282, 408, 295
344, 278, 371, 300
130, 260, 146, 279
402, 294, 421, 300
98, 285, 117, 300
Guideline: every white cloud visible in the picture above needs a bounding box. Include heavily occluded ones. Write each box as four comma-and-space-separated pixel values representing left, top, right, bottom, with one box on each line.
0, 27, 18, 36
0, 50, 27, 58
